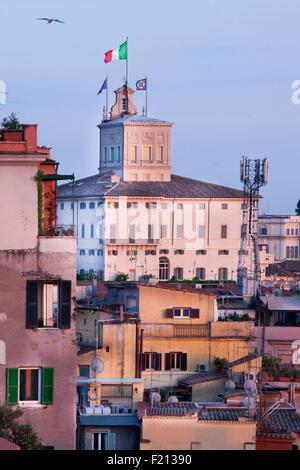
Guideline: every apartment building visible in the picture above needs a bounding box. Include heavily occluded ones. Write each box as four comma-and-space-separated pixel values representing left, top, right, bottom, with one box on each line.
258, 215, 300, 262
0, 123, 77, 449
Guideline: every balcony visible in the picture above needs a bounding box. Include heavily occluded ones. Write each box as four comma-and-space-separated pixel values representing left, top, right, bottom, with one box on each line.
142, 323, 210, 338
78, 397, 136, 416
210, 321, 254, 338
39, 224, 75, 237
107, 238, 159, 246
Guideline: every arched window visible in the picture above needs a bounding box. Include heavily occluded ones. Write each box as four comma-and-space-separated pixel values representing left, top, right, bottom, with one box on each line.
159, 257, 170, 281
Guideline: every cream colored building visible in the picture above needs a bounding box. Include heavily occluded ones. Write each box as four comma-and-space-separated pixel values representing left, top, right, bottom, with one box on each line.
258, 215, 300, 262
139, 403, 256, 450
58, 84, 248, 282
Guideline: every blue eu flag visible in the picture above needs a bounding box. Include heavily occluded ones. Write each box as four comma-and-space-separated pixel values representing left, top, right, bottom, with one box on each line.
97, 77, 108, 95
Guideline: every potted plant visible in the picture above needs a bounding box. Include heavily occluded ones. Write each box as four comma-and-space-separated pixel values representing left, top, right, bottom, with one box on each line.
1, 112, 23, 141
278, 368, 292, 382
293, 369, 300, 382
262, 355, 282, 381
213, 356, 228, 372
115, 272, 129, 282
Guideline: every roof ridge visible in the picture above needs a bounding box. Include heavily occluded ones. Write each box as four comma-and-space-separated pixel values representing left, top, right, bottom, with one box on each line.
171, 173, 243, 193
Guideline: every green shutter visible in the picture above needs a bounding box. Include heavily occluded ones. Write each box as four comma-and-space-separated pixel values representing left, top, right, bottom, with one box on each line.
7, 368, 18, 405
42, 368, 54, 405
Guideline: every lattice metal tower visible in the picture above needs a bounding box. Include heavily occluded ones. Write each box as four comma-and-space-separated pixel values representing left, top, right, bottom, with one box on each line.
237, 157, 269, 296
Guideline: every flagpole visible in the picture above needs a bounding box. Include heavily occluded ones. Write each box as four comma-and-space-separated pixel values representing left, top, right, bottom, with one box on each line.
125, 36, 128, 113
146, 75, 148, 116
106, 76, 108, 120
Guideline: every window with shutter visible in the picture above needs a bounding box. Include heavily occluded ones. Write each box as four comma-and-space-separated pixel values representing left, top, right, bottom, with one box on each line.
141, 353, 146, 371
180, 353, 187, 371
108, 433, 116, 450
154, 353, 162, 371
59, 280, 71, 328
26, 281, 38, 328
42, 368, 54, 405
6, 368, 18, 405
190, 309, 200, 318
165, 308, 173, 318
165, 353, 171, 371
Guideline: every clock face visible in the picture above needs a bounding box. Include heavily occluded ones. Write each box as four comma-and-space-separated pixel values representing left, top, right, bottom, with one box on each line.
91, 358, 104, 374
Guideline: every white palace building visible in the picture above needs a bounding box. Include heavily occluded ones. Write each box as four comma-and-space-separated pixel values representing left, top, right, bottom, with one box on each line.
57, 85, 247, 282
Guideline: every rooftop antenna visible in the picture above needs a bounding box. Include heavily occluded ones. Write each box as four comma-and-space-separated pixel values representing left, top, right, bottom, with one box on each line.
237, 156, 269, 297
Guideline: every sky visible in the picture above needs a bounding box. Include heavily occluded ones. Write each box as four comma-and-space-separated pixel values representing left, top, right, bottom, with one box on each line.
1, 0, 300, 214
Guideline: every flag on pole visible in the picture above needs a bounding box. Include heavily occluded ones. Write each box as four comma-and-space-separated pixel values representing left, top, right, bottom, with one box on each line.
104, 40, 127, 63
136, 78, 147, 91
97, 77, 108, 95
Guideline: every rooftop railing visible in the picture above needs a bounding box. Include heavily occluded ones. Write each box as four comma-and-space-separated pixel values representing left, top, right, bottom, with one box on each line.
39, 224, 75, 237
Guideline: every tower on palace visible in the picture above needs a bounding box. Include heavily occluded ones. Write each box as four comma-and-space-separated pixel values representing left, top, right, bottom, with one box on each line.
98, 85, 172, 182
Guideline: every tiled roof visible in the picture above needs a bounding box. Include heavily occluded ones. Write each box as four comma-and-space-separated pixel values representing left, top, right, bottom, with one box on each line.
106, 174, 244, 199
179, 372, 226, 387
100, 114, 172, 127
57, 171, 114, 198
57, 172, 244, 200
260, 295, 300, 311
264, 409, 300, 433
143, 402, 198, 417
197, 408, 248, 421
228, 352, 261, 369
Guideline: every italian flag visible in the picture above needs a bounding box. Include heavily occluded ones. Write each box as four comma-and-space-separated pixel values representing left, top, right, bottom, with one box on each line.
104, 41, 127, 63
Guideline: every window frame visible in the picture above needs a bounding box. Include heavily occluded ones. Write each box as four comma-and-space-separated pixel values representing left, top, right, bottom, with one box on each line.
18, 367, 42, 405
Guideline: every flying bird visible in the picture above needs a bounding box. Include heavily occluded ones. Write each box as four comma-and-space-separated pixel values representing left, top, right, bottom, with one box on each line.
36, 18, 65, 24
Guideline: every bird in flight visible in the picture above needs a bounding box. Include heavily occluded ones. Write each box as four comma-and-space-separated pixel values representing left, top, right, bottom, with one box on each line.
36, 18, 65, 24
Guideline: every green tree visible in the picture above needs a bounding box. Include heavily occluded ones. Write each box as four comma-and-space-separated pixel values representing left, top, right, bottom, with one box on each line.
295, 200, 300, 216
0, 405, 43, 450
1, 112, 22, 130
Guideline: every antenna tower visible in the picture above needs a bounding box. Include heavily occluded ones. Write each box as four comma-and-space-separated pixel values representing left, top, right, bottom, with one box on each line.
237, 156, 269, 296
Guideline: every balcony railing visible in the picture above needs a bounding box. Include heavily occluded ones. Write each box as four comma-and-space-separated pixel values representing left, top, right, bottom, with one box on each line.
107, 238, 159, 246
78, 397, 135, 415
142, 323, 210, 338
39, 224, 75, 237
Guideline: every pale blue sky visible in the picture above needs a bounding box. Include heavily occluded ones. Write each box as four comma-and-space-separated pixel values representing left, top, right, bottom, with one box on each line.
1, 0, 300, 213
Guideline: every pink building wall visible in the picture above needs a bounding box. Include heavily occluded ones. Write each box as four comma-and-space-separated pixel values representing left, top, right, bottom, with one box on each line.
0, 124, 77, 449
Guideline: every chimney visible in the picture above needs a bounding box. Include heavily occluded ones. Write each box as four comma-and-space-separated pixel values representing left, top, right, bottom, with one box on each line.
23, 125, 38, 153
111, 174, 121, 183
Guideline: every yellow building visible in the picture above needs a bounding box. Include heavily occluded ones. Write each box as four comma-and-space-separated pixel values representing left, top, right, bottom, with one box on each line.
76, 308, 143, 451
138, 285, 260, 394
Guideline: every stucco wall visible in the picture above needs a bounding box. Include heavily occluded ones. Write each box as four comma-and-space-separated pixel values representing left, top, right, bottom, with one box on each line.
0, 243, 77, 450
140, 417, 256, 450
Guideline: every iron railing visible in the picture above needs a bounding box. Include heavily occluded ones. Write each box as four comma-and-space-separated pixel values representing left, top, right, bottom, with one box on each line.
39, 224, 75, 237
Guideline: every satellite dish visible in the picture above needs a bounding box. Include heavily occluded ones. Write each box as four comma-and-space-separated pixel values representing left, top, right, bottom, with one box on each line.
149, 391, 161, 404
224, 379, 236, 393
90, 358, 104, 374
292, 340, 300, 365
243, 396, 255, 408
167, 395, 179, 403
244, 379, 258, 397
